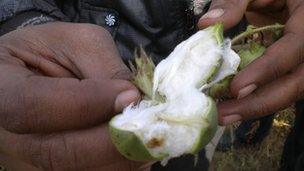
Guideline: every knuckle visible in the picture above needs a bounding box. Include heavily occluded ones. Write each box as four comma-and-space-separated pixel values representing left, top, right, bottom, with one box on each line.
38, 135, 77, 171
294, 82, 302, 101
261, 53, 282, 81
257, 100, 272, 116
296, 45, 304, 64
22, 136, 47, 169
270, 64, 282, 80
75, 90, 93, 125
21, 134, 91, 171
59, 81, 101, 127
0, 89, 31, 133
116, 79, 135, 89
103, 59, 130, 80
83, 80, 117, 116
244, 91, 271, 117
40, 139, 58, 171
3, 118, 25, 133
291, 66, 304, 100
75, 23, 111, 42
110, 67, 132, 80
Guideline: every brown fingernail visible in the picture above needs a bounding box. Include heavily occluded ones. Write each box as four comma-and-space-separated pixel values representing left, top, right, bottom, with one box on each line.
238, 84, 257, 99
222, 115, 242, 125
200, 9, 225, 20
115, 90, 140, 112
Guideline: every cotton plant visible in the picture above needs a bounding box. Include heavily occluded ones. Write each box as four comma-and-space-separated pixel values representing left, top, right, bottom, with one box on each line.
109, 23, 285, 164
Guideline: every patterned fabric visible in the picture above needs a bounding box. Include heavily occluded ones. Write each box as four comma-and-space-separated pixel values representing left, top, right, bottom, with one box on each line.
18, 15, 55, 28
0, 11, 57, 36
0, 0, 66, 22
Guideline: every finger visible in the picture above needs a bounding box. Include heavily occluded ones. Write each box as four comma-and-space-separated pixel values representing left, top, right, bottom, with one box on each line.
248, 0, 286, 11
0, 74, 140, 134
218, 63, 304, 125
198, 0, 252, 30
2, 22, 131, 80
0, 125, 143, 171
230, 3, 304, 98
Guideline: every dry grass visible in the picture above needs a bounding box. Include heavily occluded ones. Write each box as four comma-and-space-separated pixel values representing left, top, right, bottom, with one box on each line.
212, 108, 295, 171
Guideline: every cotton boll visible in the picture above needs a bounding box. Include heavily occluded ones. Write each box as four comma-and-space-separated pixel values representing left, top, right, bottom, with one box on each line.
109, 24, 233, 162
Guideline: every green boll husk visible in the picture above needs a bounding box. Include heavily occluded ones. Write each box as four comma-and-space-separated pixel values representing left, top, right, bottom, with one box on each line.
109, 119, 166, 161
238, 42, 266, 70
209, 42, 266, 99
208, 76, 233, 99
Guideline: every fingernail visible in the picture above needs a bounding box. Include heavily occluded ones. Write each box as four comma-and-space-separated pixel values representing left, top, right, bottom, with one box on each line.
200, 9, 225, 20
222, 115, 242, 125
238, 84, 257, 99
115, 90, 140, 112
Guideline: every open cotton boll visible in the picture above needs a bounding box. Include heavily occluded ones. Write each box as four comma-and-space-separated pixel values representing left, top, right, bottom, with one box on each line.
109, 24, 229, 163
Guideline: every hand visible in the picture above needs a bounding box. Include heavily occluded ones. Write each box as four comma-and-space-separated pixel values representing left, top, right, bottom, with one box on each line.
198, 0, 304, 125
0, 22, 143, 170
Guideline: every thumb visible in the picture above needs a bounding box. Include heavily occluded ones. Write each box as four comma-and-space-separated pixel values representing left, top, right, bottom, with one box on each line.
198, 0, 252, 30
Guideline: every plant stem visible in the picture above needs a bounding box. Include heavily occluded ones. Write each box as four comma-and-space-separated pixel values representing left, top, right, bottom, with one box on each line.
231, 24, 285, 45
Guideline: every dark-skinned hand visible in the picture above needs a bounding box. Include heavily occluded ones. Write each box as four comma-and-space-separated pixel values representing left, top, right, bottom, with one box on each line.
0, 22, 144, 171
198, 0, 304, 125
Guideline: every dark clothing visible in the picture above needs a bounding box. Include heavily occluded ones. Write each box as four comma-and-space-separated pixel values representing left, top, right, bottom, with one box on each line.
0, 0, 195, 64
